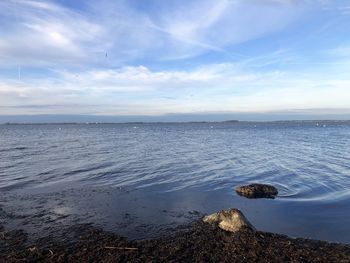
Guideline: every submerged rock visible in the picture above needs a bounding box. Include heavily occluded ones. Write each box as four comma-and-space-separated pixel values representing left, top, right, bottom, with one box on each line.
235, 183, 278, 199
203, 208, 254, 232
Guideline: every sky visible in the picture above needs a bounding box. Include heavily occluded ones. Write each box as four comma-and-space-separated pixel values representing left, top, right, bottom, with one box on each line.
0, 0, 350, 121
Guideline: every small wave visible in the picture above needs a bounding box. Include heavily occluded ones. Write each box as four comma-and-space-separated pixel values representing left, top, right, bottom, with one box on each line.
61, 162, 115, 179
0, 146, 28, 153
271, 183, 301, 198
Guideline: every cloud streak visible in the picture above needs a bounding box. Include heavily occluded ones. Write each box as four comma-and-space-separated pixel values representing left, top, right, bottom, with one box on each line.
0, 0, 307, 66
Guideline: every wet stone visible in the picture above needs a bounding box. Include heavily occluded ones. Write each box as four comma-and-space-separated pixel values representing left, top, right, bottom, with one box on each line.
203, 208, 255, 232
235, 183, 278, 199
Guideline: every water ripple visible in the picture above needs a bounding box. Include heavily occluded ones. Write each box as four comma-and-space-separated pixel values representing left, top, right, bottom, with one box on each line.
0, 123, 349, 203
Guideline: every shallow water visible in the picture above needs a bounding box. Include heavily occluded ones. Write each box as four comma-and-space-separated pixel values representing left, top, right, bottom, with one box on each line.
1, 122, 350, 243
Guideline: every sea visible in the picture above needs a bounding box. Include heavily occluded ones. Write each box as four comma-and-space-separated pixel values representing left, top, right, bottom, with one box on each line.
1, 121, 350, 243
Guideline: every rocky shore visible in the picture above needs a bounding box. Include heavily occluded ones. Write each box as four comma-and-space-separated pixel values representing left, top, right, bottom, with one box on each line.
2, 184, 349, 262
2, 215, 350, 263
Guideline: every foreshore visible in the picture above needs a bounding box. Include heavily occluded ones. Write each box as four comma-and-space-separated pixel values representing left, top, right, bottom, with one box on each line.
1, 220, 350, 263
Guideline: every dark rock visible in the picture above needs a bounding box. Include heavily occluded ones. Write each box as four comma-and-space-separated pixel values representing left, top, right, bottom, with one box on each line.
235, 183, 278, 199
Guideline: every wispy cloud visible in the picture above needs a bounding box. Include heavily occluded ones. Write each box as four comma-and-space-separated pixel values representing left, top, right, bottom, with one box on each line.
0, 0, 307, 66
0, 0, 350, 117
0, 0, 105, 67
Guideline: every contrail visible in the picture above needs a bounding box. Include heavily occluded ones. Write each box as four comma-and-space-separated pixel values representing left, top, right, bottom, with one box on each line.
18, 65, 21, 80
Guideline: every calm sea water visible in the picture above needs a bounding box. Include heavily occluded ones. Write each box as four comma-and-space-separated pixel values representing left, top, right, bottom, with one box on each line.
1, 122, 350, 242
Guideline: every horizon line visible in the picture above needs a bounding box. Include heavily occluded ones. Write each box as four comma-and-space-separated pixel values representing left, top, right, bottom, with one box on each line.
2, 120, 350, 125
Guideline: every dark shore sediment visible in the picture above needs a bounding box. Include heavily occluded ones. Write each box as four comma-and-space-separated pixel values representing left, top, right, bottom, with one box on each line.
1, 221, 350, 263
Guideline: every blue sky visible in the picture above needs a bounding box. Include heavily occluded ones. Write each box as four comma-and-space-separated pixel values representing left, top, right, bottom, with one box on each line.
1, 0, 350, 119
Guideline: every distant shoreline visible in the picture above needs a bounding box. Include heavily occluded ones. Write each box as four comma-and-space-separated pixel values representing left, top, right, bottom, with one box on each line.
1, 120, 350, 125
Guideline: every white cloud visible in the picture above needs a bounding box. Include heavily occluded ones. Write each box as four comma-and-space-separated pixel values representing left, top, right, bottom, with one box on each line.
1, 63, 350, 115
